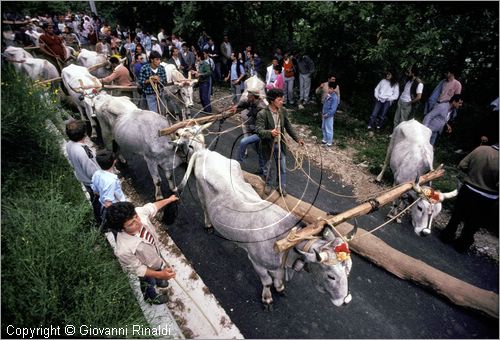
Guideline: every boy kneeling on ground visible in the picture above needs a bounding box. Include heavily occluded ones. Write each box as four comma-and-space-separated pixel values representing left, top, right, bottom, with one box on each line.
106, 196, 179, 304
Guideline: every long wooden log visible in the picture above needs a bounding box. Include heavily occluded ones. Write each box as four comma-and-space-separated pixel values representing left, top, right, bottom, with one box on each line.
242, 170, 499, 319
158, 108, 237, 136
272, 165, 445, 252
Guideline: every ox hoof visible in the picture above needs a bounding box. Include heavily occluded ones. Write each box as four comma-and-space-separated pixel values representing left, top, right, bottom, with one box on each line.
262, 302, 274, 312
276, 289, 286, 297
117, 155, 127, 164
396, 217, 402, 224
421, 228, 431, 237
344, 293, 352, 304
204, 226, 214, 234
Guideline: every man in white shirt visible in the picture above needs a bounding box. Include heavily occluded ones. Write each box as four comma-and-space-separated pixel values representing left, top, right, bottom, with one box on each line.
265, 57, 280, 87
150, 37, 163, 55
107, 195, 179, 304
393, 66, 424, 128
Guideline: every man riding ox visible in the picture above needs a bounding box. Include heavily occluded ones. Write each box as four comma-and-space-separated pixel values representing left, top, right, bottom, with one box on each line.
376, 119, 457, 235
178, 149, 354, 309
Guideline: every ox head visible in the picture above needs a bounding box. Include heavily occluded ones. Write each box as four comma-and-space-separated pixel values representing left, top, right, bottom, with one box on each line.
295, 225, 354, 306
411, 182, 458, 236
171, 122, 213, 160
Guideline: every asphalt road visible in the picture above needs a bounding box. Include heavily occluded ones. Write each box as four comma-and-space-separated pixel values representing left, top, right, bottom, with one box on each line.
118, 117, 498, 339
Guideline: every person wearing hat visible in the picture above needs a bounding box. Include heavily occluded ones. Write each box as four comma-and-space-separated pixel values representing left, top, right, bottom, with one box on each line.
150, 36, 163, 56
230, 87, 267, 175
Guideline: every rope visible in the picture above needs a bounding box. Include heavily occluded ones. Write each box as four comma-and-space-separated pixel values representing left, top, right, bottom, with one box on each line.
172, 277, 219, 335
280, 136, 405, 201
150, 76, 178, 121
351, 197, 422, 241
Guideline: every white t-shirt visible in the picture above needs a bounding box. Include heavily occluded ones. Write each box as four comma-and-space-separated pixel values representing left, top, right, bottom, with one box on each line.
400, 80, 424, 102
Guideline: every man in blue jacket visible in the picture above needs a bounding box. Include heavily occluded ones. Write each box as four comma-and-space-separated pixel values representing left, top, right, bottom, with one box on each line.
321, 82, 339, 148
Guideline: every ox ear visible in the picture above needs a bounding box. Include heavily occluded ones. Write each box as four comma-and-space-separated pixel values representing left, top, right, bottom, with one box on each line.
296, 247, 324, 263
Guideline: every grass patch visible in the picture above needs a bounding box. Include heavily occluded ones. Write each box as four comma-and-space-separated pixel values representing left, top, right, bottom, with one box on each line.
1, 66, 148, 336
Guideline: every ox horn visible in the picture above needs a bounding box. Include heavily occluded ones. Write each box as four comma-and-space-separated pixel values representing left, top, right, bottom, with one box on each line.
344, 219, 358, 241
199, 121, 214, 132
439, 189, 458, 201
413, 176, 423, 194
317, 250, 329, 263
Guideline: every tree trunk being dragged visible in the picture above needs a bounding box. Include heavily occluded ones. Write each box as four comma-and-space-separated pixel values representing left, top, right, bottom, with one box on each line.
242, 171, 499, 319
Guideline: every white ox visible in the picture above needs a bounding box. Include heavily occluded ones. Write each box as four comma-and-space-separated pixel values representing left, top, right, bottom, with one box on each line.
77, 48, 110, 78
161, 62, 197, 120
92, 92, 138, 151
103, 106, 211, 199
178, 149, 353, 308
239, 75, 268, 105
376, 119, 457, 236
3, 46, 59, 81
61, 64, 102, 138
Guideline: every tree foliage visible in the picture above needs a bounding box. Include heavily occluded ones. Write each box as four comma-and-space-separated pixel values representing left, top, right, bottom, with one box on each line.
3, 1, 499, 146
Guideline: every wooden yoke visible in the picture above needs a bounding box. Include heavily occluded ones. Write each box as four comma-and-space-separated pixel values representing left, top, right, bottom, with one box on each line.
158, 107, 239, 137
273, 165, 445, 253
87, 61, 109, 72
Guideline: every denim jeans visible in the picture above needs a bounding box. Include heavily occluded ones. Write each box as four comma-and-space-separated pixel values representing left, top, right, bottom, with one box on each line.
230, 82, 242, 104
146, 94, 159, 114
199, 81, 212, 113
369, 100, 391, 128
238, 134, 266, 173
322, 116, 334, 144
140, 276, 159, 301
264, 144, 287, 189
299, 73, 311, 102
284, 76, 295, 104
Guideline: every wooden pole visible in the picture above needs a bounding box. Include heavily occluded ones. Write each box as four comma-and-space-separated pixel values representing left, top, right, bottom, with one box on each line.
102, 85, 139, 91
37, 77, 62, 84
241, 169, 499, 319
158, 108, 238, 136
87, 61, 108, 72
272, 165, 445, 252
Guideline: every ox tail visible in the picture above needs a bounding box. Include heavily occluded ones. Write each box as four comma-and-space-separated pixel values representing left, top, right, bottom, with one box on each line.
177, 150, 202, 193
376, 132, 396, 182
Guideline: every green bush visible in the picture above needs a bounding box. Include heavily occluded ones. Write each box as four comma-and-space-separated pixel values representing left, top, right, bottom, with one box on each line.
1, 67, 148, 336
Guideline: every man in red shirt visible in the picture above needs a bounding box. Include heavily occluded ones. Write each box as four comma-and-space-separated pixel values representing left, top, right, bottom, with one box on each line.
39, 22, 67, 72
